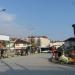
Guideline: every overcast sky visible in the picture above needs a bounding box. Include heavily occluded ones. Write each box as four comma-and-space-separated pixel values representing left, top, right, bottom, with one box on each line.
0, 0, 75, 40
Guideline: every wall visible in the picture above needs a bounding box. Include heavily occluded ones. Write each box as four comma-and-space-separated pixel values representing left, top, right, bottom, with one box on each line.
39, 38, 50, 48
0, 35, 9, 41
15, 43, 27, 49
50, 41, 64, 48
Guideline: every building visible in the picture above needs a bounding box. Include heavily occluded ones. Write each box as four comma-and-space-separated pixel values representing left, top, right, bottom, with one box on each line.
38, 36, 50, 48
26, 36, 39, 46
62, 25, 75, 63
0, 35, 10, 58
64, 24, 75, 50
38, 36, 50, 52
26, 36, 50, 52
64, 37, 75, 50
0, 35, 9, 41
50, 40, 64, 49
0, 35, 9, 48
14, 39, 30, 49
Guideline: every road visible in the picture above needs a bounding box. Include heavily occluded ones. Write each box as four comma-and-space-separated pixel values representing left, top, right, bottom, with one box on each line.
0, 53, 75, 75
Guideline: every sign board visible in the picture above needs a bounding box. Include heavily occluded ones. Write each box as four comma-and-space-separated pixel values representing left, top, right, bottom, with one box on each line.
0, 35, 9, 41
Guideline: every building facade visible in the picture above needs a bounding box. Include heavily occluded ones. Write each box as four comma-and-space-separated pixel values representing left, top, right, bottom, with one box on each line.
50, 40, 64, 49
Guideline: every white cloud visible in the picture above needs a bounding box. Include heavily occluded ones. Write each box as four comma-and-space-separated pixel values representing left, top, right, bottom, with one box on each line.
0, 12, 32, 38
0, 12, 16, 23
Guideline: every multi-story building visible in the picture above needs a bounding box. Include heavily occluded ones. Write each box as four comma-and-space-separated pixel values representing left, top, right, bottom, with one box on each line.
26, 36, 50, 52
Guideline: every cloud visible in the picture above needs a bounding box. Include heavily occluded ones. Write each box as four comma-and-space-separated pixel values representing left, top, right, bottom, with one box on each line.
0, 12, 32, 38
0, 12, 16, 23
3, 25, 31, 38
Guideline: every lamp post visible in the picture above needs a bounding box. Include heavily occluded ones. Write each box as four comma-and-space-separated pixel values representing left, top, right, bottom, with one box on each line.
72, 24, 75, 37
1, 9, 6, 11
0, 9, 6, 16
0, 9, 6, 14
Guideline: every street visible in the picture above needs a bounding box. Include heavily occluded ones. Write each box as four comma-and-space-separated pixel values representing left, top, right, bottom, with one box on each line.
0, 53, 75, 75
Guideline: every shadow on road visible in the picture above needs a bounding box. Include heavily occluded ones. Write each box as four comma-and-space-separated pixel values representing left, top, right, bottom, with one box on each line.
0, 59, 13, 70
0, 68, 75, 75
15, 63, 30, 71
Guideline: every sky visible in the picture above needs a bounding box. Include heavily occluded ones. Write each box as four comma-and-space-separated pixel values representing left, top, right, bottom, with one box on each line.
0, 0, 75, 40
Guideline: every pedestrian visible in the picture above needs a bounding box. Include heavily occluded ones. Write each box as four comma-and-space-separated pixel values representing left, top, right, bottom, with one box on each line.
25, 47, 29, 56
0, 49, 4, 58
51, 46, 56, 58
21, 48, 24, 56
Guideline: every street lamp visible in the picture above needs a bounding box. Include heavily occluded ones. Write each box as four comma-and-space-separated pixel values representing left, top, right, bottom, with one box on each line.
1, 9, 6, 11
0, 9, 6, 12
0, 9, 6, 15
72, 24, 75, 37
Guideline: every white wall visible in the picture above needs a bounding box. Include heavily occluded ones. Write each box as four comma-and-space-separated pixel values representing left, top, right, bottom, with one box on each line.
0, 35, 9, 41
15, 44, 27, 49
39, 38, 50, 48
50, 41, 64, 48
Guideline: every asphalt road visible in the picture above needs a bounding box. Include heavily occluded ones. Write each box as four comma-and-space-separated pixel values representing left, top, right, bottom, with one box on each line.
0, 53, 75, 75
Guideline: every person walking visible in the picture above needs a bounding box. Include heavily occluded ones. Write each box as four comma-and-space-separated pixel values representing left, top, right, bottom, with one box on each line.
51, 46, 56, 58
21, 48, 24, 56
25, 47, 29, 56
0, 48, 4, 58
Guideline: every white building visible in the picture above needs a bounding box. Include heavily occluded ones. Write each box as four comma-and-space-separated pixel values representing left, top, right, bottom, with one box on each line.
26, 36, 50, 52
14, 39, 30, 49
50, 40, 64, 49
0, 35, 10, 48
26, 36, 50, 47
39, 36, 50, 48
25, 36, 39, 47
0, 35, 9, 41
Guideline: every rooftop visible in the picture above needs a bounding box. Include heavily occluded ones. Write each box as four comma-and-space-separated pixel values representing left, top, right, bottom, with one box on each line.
64, 37, 75, 42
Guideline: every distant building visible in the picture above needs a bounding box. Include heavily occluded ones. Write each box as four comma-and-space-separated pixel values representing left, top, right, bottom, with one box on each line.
39, 36, 50, 48
0, 35, 9, 48
26, 36, 50, 46
0, 35, 9, 41
14, 39, 30, 49
26, 36, 50, 52
50, 40, 64, 49
6, 38, 17, 50
26, 36, 39, 46
64, 37, 75, 50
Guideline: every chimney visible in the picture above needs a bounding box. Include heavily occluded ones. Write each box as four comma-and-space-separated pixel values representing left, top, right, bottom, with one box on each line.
72, 24, 75, 36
